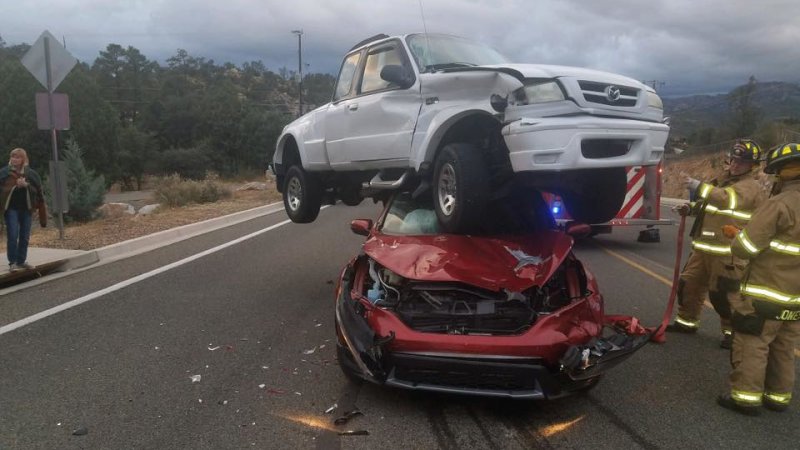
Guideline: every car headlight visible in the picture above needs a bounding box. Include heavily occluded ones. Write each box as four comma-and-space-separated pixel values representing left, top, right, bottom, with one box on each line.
511, 80, 565, 105
647, 91, 663, 109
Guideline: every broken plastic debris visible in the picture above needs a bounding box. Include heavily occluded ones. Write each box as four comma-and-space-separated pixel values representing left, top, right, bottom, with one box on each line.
294, 392, 302, 396
303, 347, 317, 355
266, 388, 284, 395
338, 430, 369, 436
208, 345, 221, 351
218, 400, 228, 405
315, 323, 323, 327
325, 403, 338, 414
199, 399, 203, 403
72, 427, 88, 436
154, 346, 160, 350
261, 366, 269, 369
334, 409, 363, 426
258, 384, 266, 389
319, 344, 326, 349
190, 375, 202, 383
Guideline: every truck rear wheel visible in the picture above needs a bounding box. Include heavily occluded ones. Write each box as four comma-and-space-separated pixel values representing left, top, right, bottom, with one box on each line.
562, 168, 626, 224
433, 143, 490, 233
283, 165, 323, 223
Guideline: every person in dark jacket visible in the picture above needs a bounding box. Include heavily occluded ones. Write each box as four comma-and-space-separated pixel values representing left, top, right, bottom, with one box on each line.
0, 148, 46, 272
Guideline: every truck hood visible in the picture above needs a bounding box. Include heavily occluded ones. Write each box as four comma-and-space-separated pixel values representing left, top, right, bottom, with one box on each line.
479, 63, 647, 89
363, 231, 574, 292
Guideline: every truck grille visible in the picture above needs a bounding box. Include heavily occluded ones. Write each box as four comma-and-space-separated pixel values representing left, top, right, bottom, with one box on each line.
578, 81, 639, 107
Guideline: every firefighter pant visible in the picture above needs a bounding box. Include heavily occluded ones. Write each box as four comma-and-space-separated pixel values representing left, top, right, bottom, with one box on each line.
676, 251, 741, 333
728, 293, 800, 407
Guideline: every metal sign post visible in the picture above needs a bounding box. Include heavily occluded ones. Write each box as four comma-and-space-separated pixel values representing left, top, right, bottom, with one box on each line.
21, 30, 77, 240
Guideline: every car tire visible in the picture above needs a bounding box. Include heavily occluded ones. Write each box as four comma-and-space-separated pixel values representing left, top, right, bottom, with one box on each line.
283, 165, 323, 223
433, 143, 490, 233
562, 168, 626, 224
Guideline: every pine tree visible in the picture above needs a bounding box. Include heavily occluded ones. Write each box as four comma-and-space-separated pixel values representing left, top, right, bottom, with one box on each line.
61, 138, 106, 221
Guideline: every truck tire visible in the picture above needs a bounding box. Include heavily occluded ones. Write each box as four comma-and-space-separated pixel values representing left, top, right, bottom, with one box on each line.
562, 168, 626, 224
283, 165, 323, 223
433, 143, 490, 233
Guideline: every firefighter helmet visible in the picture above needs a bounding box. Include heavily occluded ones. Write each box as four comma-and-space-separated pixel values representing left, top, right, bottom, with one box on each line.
765, 143, 800, 174
728, 139, 762, 163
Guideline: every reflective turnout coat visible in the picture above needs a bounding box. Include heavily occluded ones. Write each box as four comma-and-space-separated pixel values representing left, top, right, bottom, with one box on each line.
691, 173, 766, 256
732, 180, 800, 320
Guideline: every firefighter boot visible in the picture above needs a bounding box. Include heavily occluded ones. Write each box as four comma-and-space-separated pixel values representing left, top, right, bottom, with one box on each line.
720, 331, 733, 349
763, 398, 789, 412
717, 394, 760, 416
666, 322, 698, 334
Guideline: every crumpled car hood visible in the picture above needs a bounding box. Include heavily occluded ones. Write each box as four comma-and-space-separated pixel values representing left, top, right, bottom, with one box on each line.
483, 63, 646, 88
363, 231, 574, 292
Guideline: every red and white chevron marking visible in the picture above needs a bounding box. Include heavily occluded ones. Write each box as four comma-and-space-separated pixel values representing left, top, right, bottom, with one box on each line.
616, 166, 645, 219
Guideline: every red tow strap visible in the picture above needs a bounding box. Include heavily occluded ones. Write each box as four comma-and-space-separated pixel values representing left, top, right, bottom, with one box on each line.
650, 213, 687, 343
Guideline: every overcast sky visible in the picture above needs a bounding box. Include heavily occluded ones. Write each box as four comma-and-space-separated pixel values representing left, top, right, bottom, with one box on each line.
2, 0, 799, 96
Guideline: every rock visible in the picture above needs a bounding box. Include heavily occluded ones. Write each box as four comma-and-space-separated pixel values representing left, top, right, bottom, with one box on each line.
137, 204, 161, 216
98, 203, 135, 218
236, 182, 268, 191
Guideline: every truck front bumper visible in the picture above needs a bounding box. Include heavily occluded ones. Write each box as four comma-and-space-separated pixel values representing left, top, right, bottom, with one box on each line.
502, 116, 669, 172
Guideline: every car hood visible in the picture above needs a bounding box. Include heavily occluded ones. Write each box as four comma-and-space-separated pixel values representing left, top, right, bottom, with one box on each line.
479, 63, 646, 89
363, 231, 574, 292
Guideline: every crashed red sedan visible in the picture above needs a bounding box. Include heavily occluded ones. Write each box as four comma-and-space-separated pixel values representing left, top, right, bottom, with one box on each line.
335, 192, 650, 399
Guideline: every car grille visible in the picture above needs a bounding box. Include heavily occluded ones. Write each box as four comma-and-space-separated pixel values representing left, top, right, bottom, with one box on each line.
578, 80, 639, 107
388, 353, 555, 393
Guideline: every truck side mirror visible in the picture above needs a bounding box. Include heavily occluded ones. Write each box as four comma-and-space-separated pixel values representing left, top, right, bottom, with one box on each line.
380, 65, 414, 89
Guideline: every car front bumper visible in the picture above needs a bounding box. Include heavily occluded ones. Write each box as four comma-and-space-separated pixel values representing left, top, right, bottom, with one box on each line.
502, 116, 669, 172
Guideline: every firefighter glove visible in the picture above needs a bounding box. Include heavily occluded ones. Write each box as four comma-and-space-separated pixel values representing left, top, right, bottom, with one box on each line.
682, 174, 701, 192
672, 203, 691, 216
722, 224, 740, 239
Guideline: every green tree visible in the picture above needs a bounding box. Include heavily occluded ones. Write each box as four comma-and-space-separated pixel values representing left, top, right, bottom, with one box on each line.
60, 138, 106, 222
117, 125, 154, 190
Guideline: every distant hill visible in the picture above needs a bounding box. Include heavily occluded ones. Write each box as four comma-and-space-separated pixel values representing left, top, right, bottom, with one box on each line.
663, 81, 800, 138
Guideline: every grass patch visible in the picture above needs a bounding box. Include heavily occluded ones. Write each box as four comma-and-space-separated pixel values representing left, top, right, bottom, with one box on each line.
154, 173, 233, 207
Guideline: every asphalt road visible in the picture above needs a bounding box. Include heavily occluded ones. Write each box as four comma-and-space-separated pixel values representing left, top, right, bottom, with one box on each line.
1, 203, 798, 449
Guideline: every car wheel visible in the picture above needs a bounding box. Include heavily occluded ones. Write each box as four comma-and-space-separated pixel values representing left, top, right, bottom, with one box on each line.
433, 143, 490, 233
283, 165, 323, 223
562, 168, 626, 224
336, 344, 364, 383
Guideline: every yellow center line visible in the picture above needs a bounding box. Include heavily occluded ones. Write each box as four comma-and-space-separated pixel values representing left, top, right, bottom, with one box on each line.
599, 244, 800, 358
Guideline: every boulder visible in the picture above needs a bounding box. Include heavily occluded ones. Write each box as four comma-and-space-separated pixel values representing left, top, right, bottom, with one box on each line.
98, 202, 135, 218
236, 182, 268, 191
137, 204, 161, 216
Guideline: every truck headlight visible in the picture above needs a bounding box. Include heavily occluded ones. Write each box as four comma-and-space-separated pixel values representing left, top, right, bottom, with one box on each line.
511, 80, 565, 105
647, 91, 663, 109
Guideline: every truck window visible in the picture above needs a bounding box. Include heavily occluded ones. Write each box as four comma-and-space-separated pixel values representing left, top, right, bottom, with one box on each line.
333, 52, 362, 101
360, 44, 404, 94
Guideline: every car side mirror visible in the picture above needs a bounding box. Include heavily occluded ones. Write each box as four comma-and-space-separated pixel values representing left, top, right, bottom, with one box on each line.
380, 65, 414, 89
565, 222, 592, 239
350, 219, 373, 236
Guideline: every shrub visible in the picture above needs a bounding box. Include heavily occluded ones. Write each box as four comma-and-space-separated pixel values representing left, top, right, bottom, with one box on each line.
43, 139, 106, 222
154, 172, 233, 207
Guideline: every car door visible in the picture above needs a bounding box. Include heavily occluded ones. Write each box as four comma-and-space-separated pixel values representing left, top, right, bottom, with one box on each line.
327, 39, 422, 169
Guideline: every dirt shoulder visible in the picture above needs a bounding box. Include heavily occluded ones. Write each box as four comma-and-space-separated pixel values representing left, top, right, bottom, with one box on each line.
2, 181, 282, 251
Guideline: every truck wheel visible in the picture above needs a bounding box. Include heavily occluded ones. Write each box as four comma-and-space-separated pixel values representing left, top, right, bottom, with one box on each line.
433, 143, 490, 233
283, 165, 323, 223
562, 168, 626, 224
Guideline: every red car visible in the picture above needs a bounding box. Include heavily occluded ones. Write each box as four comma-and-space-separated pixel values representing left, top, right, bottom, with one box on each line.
335, 191, 650, 399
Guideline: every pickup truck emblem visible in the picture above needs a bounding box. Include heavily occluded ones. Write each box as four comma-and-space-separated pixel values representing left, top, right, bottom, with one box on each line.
605, 85, 621, 103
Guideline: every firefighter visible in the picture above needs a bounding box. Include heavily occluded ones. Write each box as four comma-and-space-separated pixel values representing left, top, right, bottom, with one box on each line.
667, 139, 767, 349
717, 142, 800, 415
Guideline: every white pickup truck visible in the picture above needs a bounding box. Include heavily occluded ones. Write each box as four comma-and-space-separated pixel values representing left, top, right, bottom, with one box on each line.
271, 33, 669, 232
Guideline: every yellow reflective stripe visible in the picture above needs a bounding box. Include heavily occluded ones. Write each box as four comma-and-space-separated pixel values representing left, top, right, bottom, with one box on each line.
699, 183, 713, 199
692, 241, 732, 255
701, 230, 716, 237
764, 392, 792, 404
737, 230, 760, 254
725, 187, 737, 210
770, 240, 800, 255
675, 316, 699, 328
732, 390, 763, 405
722, 329, 732, 336
741, 283, 800, 305
703, 204, 752, 220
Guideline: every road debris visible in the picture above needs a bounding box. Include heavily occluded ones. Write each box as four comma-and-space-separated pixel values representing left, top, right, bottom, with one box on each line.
334, 409, 363, 426
338, 430, 369, 436
303, 347, 317, 355
324, 403, 338, 414
208, 345, 221, 351
258, 384, 266, 389
190, 375, 202, 383
72, 427, 88, 436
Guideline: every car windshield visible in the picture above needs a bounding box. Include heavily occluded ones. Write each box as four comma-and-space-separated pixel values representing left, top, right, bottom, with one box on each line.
381, 192, 555, 236
406, 34, 510, 73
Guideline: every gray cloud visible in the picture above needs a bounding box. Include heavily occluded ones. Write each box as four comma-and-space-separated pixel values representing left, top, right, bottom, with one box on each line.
1, 0, 798, 96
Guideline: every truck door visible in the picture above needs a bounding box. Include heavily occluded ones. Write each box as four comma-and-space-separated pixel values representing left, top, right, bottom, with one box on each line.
327, 39, 421, 169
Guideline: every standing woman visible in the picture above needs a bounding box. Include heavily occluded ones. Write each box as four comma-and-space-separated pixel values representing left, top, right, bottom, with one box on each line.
1, 148, 46, 271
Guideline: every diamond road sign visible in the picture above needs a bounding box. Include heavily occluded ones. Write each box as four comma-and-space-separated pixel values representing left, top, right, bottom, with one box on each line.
20, 30, 77, 91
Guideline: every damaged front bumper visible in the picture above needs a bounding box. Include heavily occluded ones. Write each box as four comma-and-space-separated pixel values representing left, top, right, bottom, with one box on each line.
335, 270, 650, 399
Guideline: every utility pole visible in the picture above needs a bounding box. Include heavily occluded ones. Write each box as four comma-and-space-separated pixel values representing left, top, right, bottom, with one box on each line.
291, 29, 303, 117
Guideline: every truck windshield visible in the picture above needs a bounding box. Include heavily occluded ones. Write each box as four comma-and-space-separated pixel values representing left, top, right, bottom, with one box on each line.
406, 34, 510, 73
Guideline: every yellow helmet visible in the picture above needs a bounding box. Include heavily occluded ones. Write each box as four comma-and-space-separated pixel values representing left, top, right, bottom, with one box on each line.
765, 143, 800, 174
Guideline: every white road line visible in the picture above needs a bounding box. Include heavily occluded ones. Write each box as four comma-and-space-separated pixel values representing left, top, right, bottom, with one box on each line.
0, 218, 293, 336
